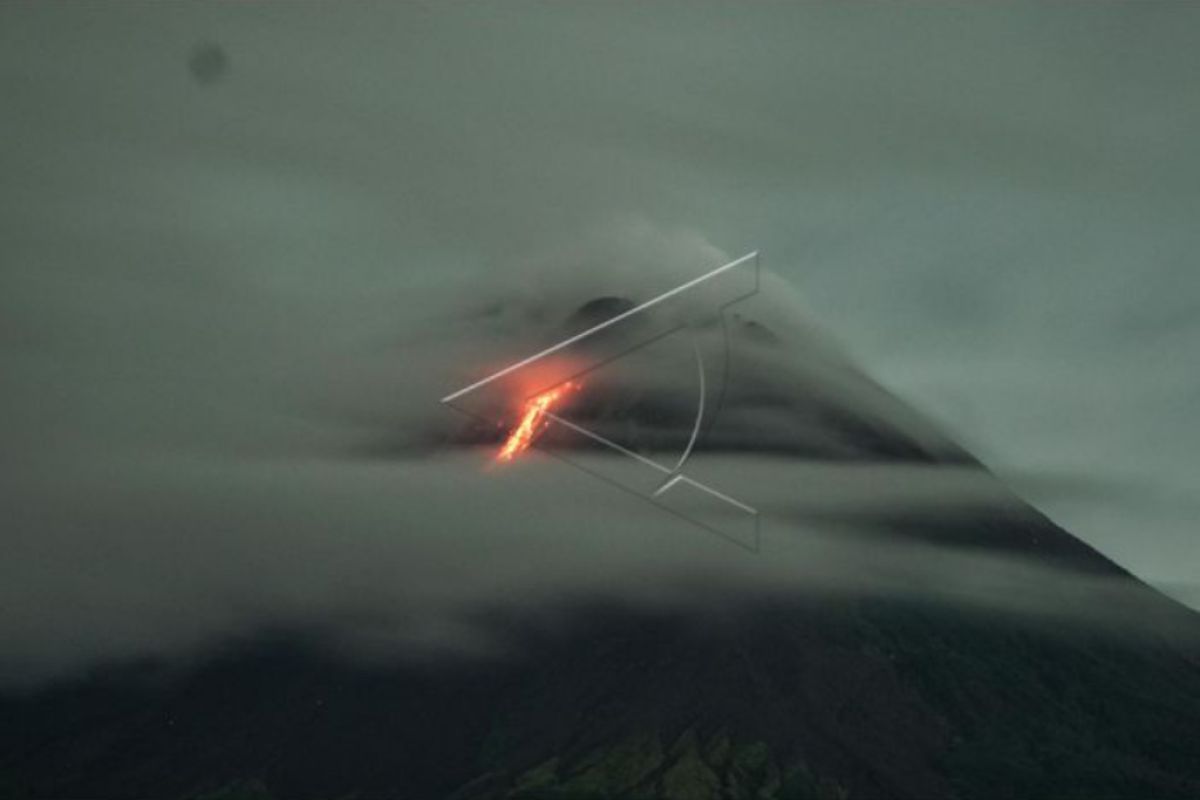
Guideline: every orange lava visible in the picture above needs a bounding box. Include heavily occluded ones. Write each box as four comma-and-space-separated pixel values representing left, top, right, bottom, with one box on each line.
496, 382, 577, 462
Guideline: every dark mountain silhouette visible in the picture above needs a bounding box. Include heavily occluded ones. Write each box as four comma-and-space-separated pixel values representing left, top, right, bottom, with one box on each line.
3, 299, 1199, 800
2, 566, 1198, 800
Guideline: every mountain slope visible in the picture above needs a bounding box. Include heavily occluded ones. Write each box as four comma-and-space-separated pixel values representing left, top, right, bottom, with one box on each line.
3, 296, 1199, 799
2, 522, 1199, 800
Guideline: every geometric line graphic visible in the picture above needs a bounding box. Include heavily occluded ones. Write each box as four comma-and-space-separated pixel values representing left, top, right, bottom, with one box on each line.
441, 251, 763, 551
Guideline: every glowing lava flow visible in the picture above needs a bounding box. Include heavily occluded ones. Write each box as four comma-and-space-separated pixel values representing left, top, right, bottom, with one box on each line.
496, 382, 577, 462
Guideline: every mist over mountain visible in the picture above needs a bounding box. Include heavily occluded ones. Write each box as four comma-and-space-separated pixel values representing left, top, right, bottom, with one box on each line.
2, 217, 1182, 690
3, 218, 1199, 798
2, 3, 1199, 799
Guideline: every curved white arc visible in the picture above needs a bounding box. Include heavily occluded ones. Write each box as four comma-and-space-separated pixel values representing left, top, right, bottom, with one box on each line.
673, 339, 707, 473
652, 338, 706, 497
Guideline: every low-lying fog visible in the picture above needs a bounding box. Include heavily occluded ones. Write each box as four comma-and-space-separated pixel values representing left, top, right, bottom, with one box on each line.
3, 3, 1199, 686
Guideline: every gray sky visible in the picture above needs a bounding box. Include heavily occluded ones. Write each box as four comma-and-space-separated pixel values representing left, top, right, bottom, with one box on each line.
2, 3, 1198, 682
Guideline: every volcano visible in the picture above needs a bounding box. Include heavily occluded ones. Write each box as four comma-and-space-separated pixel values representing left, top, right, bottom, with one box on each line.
3, 566, 1198, 800
3, 295, 1199, 800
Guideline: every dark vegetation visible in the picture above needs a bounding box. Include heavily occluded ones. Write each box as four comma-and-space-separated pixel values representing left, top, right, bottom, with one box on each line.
2, 576, 1198, 799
